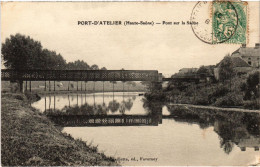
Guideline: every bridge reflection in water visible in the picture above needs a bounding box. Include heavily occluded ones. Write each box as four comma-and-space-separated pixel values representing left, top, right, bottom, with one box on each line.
43, 93, 163, 127
48, 115, 162, 126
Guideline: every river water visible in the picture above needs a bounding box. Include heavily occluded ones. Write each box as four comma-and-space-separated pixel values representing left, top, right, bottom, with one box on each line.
32, 92, 260, 166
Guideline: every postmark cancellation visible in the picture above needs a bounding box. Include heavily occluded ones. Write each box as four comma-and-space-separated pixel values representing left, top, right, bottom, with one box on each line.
191, 1, 247, 44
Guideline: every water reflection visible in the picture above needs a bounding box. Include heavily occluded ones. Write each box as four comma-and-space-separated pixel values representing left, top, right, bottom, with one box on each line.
43, 94, 136, 116
41, 93, 162, 126
42, 92, 137, 113
33, 92, 260, 156
166, 105, 260, 153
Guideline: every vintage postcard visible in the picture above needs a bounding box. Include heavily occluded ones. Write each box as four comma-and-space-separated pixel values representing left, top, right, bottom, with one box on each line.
1, 1, 260, 166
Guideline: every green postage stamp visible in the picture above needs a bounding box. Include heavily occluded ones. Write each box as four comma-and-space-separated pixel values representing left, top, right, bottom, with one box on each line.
191, 1, 248, 44
212, 1, 247, 44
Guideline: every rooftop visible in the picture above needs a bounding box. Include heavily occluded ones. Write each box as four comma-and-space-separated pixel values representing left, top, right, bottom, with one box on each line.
216, 56, 251, 68
232, 43, 260, 57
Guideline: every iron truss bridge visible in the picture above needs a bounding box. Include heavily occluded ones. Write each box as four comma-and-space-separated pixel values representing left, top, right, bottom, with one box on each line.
1, 69, 212, 83
1, 69, 159, 82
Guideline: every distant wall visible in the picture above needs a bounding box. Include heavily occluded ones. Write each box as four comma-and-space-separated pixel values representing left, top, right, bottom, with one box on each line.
214, 68, 220, 80
235, 67, 253, 73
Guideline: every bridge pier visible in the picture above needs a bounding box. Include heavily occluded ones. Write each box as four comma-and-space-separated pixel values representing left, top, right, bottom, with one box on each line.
44, 96, 46, 112
25, 81, 27, 91
29, 81, 32, 92
81, 81, 82, 91
123, 81, 125, 92
54, 96, 56, 111
20, 80, 24, 92
77, 94, 79, 106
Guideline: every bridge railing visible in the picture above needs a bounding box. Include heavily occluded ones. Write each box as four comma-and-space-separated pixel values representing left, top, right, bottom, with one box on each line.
1, 69, 159, 82
47, 114, 161, 126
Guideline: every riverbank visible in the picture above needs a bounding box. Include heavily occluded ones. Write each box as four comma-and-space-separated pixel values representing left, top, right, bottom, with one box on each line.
1, 93, 119, 166
170, 103, 260, 113
159, 71, 260, 110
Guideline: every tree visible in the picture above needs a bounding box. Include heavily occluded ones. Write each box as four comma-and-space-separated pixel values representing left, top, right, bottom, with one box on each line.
66, 60, 90, 70
197, 66, 208, 74
2, 34, 42, 70
108, 100, 120, 113
90, 64, 99, 70
242, 70, 260, 100
41, 49, 66, 70
197, 65, 214, 77
218, 55, 235, 82
124, 99, 133, 111
2, 34, 67, 70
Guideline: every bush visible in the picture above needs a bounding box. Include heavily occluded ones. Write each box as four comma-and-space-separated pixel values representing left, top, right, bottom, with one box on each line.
192, 87, 211, 105
25, 93, 41, 102
243, 70, 260, 100
214, 92, 243, 107
243, 99, 260, 110
194, 95, 209, 105
144, 91, 166, 102
14, 94, 26, 101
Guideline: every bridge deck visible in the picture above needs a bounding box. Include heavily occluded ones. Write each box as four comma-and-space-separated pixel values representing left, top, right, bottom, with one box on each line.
1, 69, 159, 82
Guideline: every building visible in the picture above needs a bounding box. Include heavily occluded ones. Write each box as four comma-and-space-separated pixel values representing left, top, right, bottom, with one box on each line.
232, 43, 260, 68
178, 68, 198, 75
214, 43, 260, 80
214, 56, 252, 80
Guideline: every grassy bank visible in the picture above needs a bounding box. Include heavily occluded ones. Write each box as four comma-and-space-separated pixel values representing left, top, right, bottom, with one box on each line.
161, 71, 260, 110
1, 93, 119, 166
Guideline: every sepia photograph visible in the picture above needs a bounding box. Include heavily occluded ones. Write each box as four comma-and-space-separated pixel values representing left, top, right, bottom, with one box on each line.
1, 1, 260, 166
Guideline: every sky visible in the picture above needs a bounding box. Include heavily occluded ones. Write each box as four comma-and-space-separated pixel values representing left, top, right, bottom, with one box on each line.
1, 2, 259, 76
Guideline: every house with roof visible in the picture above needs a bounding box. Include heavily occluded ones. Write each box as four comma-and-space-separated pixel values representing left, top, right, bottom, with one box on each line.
214, 43, 260, 80
232, 43, 260, 68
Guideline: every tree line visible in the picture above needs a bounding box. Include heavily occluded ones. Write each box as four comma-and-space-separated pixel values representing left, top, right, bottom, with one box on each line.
1, 34, 106, 70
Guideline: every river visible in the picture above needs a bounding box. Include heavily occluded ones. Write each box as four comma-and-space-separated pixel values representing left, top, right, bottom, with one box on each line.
32, 92, 260, 166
